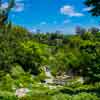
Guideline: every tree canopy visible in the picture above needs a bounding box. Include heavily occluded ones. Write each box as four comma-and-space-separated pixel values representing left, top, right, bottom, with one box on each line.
85, 0, 100, 16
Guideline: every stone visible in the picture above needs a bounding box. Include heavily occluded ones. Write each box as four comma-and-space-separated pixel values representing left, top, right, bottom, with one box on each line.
15, 88, 29, 98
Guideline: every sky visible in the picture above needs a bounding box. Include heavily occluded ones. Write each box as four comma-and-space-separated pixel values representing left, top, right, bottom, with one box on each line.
2, 0, 100, 34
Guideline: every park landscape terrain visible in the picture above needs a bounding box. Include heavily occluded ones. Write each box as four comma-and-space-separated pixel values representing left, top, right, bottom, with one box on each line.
0, 0, 100, 100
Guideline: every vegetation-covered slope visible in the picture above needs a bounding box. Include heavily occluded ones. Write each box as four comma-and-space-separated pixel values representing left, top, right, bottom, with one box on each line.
1, 24, 100, 81
0, 23, 100, 99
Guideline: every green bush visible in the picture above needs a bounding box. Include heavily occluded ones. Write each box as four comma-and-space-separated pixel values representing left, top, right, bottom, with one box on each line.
52, 93, 71, 100
0, 74, 14, 91
11, 64, 25, 79
19, 95, 52, 100
0, 91, 17, 100
73, 93, 99, 100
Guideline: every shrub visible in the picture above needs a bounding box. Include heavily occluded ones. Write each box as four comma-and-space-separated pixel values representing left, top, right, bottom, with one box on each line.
73, 93, 99, 100
52, 93, 71, 100
0, 91, 17, 100
0, 74, 14, 91
11, 64, 25, 79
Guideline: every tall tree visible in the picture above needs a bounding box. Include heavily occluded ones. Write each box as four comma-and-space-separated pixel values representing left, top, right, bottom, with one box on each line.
88, 27, 99, 34
0, 0, 15, 27
85, 0, 100, 16
76, 26, 86, 35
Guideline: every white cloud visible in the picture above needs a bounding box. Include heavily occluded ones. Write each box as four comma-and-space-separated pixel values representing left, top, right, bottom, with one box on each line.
14, 0, 25, 12
60, 5, 84, 17
1, 0, 25, 12
13, 2, 25, 12
2, 2, 8, 8
63, 20, 70, 24
83, 7, 92, 11
29, 28, 37, 33
40, 22, 47, 25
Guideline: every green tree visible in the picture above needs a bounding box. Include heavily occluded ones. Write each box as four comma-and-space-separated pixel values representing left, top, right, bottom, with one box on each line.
85, 0, 100, 16
0, 0, 15, 27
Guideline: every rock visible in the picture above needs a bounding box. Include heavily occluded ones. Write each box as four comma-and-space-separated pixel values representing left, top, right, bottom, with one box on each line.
15, 88, 29, 98
43, 66, 54, 84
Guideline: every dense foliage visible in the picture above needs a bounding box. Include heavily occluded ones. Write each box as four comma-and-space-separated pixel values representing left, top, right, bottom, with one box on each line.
0, 0, 100, 99
0, 24, 100, 82
85, 0, 100, 16
31, 31, 100, 82
0, 24, 99, 99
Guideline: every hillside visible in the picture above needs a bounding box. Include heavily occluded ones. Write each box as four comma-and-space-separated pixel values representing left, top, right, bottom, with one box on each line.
0, 25, 100, 99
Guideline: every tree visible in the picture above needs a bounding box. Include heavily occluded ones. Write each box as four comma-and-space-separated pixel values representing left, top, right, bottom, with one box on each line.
88, 27, 99, 34
85, 0, 100, 16
0, 0, 15, 27
79, 40, 100, 82
76, 26, 86, 35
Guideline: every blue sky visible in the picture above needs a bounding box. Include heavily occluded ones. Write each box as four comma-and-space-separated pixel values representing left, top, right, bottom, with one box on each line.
2, 0, 100, 34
